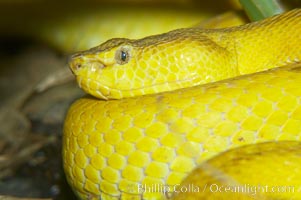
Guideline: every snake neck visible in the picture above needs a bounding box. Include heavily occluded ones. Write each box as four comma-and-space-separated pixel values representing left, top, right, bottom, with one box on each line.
228, 9, 301, 74
203, 9, 301, 76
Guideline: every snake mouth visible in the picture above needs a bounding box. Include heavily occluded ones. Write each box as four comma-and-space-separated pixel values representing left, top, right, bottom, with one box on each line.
78, 74, 203, 100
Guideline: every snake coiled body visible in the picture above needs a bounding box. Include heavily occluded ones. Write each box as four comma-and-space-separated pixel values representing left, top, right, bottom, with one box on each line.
64, 9, 301, 199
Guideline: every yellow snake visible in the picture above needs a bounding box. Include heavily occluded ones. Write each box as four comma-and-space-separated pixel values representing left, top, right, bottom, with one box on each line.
64, 9, 301, 199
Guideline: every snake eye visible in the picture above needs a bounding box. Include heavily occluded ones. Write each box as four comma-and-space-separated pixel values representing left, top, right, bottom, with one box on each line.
115, 46, 131, 65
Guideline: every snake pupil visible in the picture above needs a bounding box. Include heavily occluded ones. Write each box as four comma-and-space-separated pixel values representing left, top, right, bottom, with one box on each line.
121, 51, 127, 61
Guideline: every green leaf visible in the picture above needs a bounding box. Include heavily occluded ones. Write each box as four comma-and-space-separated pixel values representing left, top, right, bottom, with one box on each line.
239, 0, 285, 21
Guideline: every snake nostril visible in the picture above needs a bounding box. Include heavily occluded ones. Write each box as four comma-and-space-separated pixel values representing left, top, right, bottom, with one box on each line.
68, 58, 83, 72
75, 63, 81, 70
68, 61, 81, 72
67, 53, 84, 72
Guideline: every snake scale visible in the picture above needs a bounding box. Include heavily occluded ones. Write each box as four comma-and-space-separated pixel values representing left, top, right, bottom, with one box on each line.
64, 9, 301, 199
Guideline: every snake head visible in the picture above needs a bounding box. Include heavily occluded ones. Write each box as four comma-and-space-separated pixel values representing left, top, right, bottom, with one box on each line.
69, 38, 140, 99
69, 29, 237, 100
